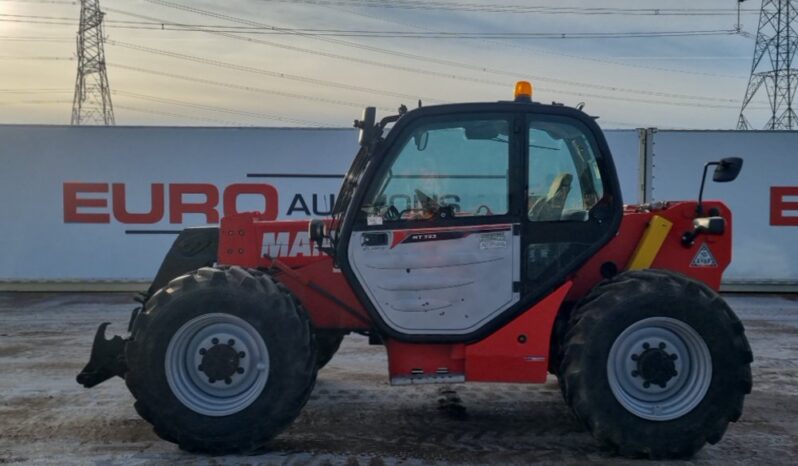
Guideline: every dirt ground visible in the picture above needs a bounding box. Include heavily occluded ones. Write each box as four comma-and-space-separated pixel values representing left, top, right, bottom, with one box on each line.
0, 292, 796, 465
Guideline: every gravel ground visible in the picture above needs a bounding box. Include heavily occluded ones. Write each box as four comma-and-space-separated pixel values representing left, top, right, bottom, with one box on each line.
0, 292, 796, 465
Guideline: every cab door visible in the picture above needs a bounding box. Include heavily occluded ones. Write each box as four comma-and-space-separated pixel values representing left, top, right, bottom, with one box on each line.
346, 113, 523, 336
522, 115, 618, 290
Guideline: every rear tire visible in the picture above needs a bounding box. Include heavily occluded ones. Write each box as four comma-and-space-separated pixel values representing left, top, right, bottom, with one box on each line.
559, 269, 752, 459
125, 266, 317, 454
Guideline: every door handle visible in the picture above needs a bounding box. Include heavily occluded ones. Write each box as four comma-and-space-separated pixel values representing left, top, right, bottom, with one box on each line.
362, 232, 388, 247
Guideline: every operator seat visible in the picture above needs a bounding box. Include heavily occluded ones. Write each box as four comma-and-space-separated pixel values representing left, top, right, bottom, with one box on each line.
528, 173, 573, 221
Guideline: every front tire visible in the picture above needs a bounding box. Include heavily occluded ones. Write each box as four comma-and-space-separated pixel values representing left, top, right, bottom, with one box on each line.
559, 269, 752, 458
125, 266, 317, 454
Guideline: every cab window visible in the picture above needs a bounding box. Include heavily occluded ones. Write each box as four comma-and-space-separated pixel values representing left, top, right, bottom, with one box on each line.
527, 119, 604, 222
361, 116, 510, 223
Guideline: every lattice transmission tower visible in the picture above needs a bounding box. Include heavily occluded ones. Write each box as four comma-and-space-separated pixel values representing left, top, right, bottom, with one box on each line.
738, 0, 798, 129
71, 0, 115, 125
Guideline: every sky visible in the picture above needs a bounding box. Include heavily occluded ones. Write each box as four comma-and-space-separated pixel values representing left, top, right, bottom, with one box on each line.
0, 0, 775, 129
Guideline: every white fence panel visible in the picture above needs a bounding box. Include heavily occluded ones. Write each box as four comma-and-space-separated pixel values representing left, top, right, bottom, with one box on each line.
603, 129, 641, 204
0, 126, 355, 282
650, 130, 798, 286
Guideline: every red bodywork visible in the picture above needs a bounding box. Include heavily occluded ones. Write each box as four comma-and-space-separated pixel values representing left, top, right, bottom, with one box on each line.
217, 200, 732, 384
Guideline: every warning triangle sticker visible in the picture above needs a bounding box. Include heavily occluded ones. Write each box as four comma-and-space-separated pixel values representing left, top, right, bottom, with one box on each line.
690, 243, 718, 268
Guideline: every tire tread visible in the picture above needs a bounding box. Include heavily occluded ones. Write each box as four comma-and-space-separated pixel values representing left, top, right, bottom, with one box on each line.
558, 269, 752, 459
125, 266, 317, 454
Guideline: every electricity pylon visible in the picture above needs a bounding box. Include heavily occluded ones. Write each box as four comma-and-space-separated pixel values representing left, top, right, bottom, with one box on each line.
71, 0, 115, 126
738, 0, 798, 130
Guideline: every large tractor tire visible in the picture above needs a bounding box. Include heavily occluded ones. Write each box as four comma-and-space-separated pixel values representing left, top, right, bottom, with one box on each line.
558, 269, 752, 459
125, 266, 318, 454
314, 330, 345, 369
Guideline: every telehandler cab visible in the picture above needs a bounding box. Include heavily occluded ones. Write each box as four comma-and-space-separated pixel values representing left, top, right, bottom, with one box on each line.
78, 82, 751, 458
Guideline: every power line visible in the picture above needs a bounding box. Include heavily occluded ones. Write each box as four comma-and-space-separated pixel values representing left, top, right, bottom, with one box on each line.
0, 24, 758, 113
0, 18, 80, 25
107, 39, 757, 111
133, 1, 752, 103
1, 48, 764, 114
1, 0, 754, 17
1, 1, 759, 115
0, 35, 73, 42
0, 7, 751, 90
0, 56, 73, 60
0, 0, 75, 4
260, 0, 760, 16
334, 4, 752, 80
0, 14, 79, 21
108, 7, 575, 98
0, 0, 756, 15
0, 99, 72, 105
107, 39, 442, 103
0, 88, 72, 93
107, 53, 762, 112
141, 0, 740, 52
0, 0, 756, 83
114, 104, 250, 126
108, 63, 395, 112
113, 90, 327, 126
107, 8, 523, 90
0, 13, 742, 39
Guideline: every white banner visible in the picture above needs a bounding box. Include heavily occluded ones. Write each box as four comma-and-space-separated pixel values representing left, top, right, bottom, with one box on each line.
0, 126, 355, 282
650, 131, 798, 285
0, 126, 638, 283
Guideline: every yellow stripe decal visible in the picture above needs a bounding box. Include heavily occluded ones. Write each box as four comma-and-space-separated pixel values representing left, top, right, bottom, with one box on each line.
627, 215, 673, 270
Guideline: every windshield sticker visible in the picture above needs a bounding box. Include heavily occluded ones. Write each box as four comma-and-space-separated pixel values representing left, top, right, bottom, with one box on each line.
367, 215, 383, 226
479, 232, 507, 250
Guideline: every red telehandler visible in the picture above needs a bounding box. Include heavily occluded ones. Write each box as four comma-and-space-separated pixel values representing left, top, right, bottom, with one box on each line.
78, 82, 751, 459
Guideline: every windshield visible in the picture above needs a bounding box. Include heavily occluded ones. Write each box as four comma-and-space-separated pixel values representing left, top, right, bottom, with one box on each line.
359, 115, 510, 223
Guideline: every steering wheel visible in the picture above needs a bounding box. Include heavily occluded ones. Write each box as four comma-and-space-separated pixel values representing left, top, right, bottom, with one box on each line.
475, 204, 493, 216
383, 205, 401, 221
383, 205, 422, 222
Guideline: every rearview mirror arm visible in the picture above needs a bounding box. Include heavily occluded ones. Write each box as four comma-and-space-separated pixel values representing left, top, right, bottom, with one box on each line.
696, 161, 719, 216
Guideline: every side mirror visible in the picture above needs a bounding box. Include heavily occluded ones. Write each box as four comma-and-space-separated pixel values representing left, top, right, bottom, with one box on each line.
355, 107, 376, 146
712, 157, 743, 182
696, 156, 743, 215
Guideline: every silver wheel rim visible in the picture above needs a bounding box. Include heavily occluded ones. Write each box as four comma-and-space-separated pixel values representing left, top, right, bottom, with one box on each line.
607, 317, 712, 421
165, 313, 270, 417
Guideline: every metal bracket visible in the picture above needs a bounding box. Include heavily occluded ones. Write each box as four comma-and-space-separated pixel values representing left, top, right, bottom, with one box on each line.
76, 322, 128, 388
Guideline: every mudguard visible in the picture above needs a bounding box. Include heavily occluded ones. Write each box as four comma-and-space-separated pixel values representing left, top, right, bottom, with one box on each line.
147, 226, 219, 296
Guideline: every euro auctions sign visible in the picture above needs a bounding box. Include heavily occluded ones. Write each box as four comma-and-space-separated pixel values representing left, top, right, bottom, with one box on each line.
0, 126, 356, 282
62, 182, 337, 225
